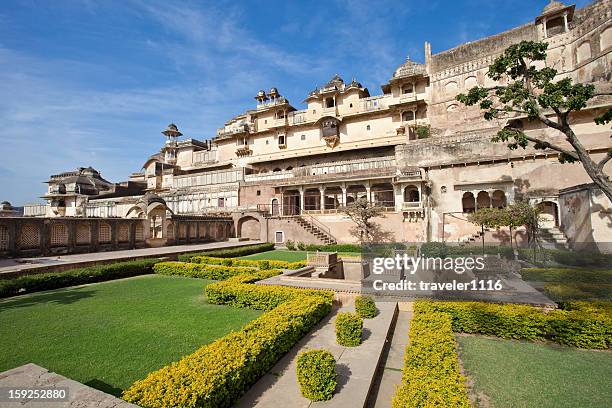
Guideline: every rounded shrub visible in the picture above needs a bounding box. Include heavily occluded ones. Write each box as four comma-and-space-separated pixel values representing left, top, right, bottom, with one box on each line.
420, 242, 448, 258
258, 260, 271, 270
355, 295, 378, 318
335, 312, 363, 346
296, 349, 337, 401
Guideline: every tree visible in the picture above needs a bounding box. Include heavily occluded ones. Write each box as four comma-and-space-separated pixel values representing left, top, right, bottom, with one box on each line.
467, 207, 504, 252
456, 41, 612, 202
342, 197, 385, 243
499, 201, 541, 249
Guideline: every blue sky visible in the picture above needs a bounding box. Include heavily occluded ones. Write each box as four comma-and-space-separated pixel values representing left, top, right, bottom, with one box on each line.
0, 0, 590, 205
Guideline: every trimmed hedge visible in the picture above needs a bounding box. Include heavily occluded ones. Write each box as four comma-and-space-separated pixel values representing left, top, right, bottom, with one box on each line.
296, 349, 337, 401
206, 274, 333, 311
420, 242, 514, 259
355, 295, 378, 319
0, 259, 158, 298
518, 248, 612, 267
416, 300, 612, 349
153, 262, 281, 281
123, 274, 333, 408
177, 243, 275, 262
335, 312, 363, 347
520, 267, 612, 284
392, 309, 471, 408
543, 282, 612, 302
188, 255, 306, 270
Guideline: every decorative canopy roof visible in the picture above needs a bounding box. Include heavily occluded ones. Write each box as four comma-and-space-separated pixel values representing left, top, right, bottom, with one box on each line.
325, 74, 344, 88
137, 192, 167, 207
127, 192, 172, 217
162, 123, 182, 138
392, 55, 426, 79
542, 0, 566, 14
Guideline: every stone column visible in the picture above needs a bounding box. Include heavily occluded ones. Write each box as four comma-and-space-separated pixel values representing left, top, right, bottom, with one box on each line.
319, 187, 325, 212
341, 185, 347, 208
365, 185, 372, 204
394, 184, 404, 212
299, 188, 305, 212
563, 12, 568, 32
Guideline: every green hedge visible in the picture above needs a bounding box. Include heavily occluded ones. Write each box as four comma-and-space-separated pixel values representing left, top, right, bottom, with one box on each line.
392, 308, 470, 408
123, 273, 333, 408
296, 349, 337, 401
177, 243, 275, 262
355, 295, 377, 319
416, 300, 612, 349
520, 267, 612, 284
518, 248, 612, 267
153, 262, 281, 281
206, 274, 333, 311
188, 255, 306, 270
543, 282, 612, 302
420, 242, 514, 259
0, 259, 158, 298
335, 312, 363, 347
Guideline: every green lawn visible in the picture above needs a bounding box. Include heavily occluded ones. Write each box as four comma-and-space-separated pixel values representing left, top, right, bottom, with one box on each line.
240, 250, 307, 262
0, 275, 262, 396
457, 335, 612, 408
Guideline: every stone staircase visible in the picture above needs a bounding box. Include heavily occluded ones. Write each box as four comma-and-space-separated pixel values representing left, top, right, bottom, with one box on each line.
294, 215, 337, 245
538, 226, 568, 249
459, 227, 491, 246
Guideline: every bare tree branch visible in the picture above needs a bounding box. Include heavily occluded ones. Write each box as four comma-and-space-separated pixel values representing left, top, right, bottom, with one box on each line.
523, 134, 579, 160
598, 151, 612, 171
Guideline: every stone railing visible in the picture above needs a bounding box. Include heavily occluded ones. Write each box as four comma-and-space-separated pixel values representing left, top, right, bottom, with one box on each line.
307, 251, 338, 267
244, 170, 294, 183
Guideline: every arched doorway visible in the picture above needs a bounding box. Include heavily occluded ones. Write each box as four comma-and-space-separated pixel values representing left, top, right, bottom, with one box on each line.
346, 184, 367, 205
476, 191, 491, 209
371, 183, 395, 208
238, 216, 261, 240
282, 190, 300, 215
537, 201, 559, 228
403, 185, 420, 202
491, 190, 507, 208
271, 198, 280, 216
462, 192, 475, 213
324, 186, 343, 210
304, 188, 321, 211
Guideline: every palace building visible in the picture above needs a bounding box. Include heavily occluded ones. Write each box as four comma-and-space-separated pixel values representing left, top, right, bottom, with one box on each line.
3, 0, 611, 257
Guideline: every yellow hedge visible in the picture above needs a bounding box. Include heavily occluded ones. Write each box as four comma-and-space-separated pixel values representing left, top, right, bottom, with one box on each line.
123, 274, 333, 408
392, 308, 471, 408
189, 255, 306, 270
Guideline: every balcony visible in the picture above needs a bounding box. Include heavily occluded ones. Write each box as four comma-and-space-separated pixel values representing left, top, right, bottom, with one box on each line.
401, 201, 423, 211
235, 146, 252, 157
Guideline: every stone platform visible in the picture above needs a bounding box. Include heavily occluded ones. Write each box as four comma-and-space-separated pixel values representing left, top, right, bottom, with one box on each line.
0, 240, 262, 279
0, 363, 138, 408
235, 300, 397, 408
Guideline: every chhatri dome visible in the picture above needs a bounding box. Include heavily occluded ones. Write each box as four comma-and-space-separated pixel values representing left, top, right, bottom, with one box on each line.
393, 55, 425, 79
542, 0, 567, 14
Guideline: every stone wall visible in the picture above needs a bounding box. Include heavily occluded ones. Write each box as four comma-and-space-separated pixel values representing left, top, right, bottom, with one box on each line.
0, 215, 234, 258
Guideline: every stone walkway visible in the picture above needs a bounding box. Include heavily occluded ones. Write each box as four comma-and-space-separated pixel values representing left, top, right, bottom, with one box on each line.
0, 363, 138, 408
235, 301, 397, 408
366, 307, 412, 408
0, 240, 261, 277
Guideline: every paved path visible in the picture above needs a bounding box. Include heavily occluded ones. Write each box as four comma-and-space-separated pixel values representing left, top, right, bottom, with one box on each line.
0, 363, 138, 408
235, 300, 397, 408
366, 308, 412, 408
0, 240, 262, 277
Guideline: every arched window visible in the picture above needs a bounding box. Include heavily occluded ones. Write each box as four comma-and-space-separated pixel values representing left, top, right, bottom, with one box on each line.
403, 185, 420, 202
402, 83, 414, 94
477, 191, 491, 209
286, 166, 293, 171
273, 168, 282, 172
366, 125, 371, 131
491, 190, 507, 208
402, 111, 415, 122
462, 192, 475, 213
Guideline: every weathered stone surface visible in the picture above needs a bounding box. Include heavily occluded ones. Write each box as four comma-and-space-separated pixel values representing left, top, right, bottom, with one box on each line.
0, 363, 138, 408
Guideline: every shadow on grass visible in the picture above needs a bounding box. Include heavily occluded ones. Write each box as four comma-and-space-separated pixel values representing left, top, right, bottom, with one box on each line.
84, 378, 123, 397
0, 289, 97, 312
